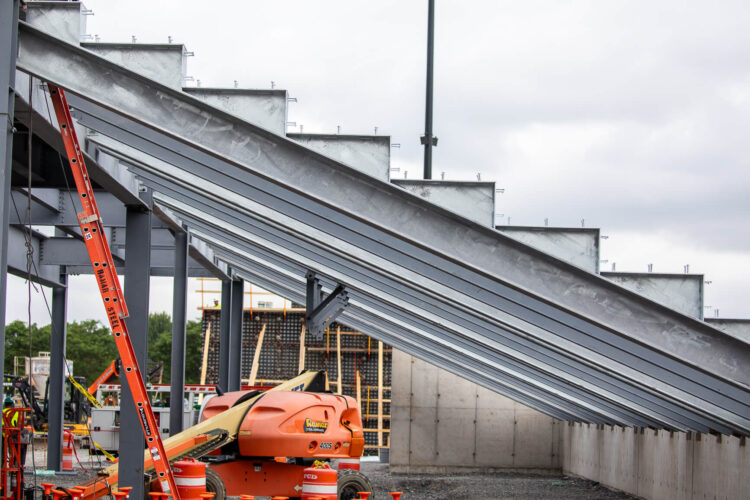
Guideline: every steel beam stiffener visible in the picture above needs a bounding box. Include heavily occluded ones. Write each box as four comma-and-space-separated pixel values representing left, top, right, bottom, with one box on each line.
47, 85, 179, 498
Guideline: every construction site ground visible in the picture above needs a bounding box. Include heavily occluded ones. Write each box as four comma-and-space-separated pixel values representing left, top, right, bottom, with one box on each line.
24, 440, 636, 500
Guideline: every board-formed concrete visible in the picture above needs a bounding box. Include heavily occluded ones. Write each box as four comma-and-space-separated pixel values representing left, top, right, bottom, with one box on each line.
390, 349, 562, 473
562, 423, 750, 499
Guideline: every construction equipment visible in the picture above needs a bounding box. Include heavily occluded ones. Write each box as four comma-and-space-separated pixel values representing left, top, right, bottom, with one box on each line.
72, 371, 371, 500
4, 374, 91, 435
87, 359, 120, 396
48, 84, 179, 497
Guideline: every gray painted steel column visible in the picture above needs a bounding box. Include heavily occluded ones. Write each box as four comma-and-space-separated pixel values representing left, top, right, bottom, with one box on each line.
119, 196, 152, 497
0, 0, 19, 380
228, 279, 243, 391
47, 263, 67, 471
218, 278, 232, 391
169, 229, 188, 435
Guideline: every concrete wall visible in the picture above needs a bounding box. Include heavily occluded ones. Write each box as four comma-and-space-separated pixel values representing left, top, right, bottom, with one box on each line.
390, 350, 561, 473
562, 423, 750, 499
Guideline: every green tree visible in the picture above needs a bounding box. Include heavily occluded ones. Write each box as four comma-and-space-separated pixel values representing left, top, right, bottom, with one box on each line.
3, 320, 50, 373
64, 320, 119, 384
148, 313, 204, 385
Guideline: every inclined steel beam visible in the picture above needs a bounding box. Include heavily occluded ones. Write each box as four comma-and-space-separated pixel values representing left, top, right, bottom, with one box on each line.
210, 239, 713, 429
16, 24, 750, 434
190, 222, 728, 433
163, 204, 699, 430
111, 145, 744, 433
92, 135, 744, 433
62, 88, 750, 420
16, 21, 750, 393
213, 251, 594, 423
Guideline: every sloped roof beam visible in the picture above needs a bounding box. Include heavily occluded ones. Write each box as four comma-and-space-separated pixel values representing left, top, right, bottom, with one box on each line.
16, 23, 750, 435
80, 113, 747, 434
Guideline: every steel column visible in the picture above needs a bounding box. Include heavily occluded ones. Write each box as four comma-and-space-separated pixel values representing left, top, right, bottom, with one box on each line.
218, 278, 232, 392
169, 229, 188, 435
0, 0, 20, 380
119, 195, 152, 498
47, 260, 67, 471
228, 278, 243, 392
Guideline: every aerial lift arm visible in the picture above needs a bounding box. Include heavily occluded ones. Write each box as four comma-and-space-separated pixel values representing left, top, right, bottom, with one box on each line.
87, 359, 119, 396
47, 85, 179, 498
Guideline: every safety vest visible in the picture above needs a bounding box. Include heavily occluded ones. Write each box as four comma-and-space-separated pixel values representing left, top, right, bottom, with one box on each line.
3, 407, 18, 426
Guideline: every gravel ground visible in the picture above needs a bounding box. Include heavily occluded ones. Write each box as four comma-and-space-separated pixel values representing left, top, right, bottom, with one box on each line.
20, 440, 638, 499
363, 463, 639, 500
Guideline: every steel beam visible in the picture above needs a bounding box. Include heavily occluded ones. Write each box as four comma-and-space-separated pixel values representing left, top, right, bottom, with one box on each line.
16, 24, 750, 434
0, 0, 20, 379
169, 229, 188, 435
98, 133, 748, 433
119, 193, 152, 497
228, 278, 243, 392
47, 258, 67, 471
305, 274, 348, 337
198, 229, 720, 431
126, 155, 747, 433
6, 225, 64, 288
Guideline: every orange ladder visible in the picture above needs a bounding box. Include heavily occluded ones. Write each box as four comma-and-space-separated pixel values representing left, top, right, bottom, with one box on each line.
47, 84, 179, 499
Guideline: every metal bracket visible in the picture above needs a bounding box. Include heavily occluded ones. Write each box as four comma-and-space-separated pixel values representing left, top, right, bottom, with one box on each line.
305, 271, 348, 338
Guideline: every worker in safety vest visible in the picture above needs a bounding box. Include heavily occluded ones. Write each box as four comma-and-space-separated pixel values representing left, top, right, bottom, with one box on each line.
3, 397, 29, 467
2, 397, 18, 426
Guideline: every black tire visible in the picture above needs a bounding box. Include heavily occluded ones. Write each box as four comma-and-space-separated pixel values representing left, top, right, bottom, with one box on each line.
205, 467, 226, 500
338, 469, 373, 500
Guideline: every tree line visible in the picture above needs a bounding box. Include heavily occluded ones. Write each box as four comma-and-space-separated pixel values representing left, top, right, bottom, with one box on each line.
4, 313, 204, 388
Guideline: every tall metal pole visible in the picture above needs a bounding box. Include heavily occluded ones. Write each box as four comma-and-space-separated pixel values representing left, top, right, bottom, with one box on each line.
422, 0, 436, 180
0, 0, 20, 381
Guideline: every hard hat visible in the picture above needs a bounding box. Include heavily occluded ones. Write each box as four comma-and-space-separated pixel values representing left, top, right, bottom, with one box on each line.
4, 397, 13, 404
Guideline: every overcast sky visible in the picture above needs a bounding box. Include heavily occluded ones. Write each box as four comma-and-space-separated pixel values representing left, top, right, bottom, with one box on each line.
7, 0, 750, 327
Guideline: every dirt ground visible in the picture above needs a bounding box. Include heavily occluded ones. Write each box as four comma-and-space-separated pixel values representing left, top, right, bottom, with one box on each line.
21, 441, 638, 499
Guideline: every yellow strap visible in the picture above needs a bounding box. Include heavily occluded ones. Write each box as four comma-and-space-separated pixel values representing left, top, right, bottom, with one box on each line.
91, 439, 117, 462
68, 376, 103, 409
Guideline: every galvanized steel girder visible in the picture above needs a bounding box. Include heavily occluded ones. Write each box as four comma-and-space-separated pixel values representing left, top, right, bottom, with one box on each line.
15, 22, 750, 434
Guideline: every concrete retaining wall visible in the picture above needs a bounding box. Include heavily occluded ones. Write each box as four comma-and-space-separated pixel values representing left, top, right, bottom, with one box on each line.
562, 423, 750, 499
390, 349, 562, 473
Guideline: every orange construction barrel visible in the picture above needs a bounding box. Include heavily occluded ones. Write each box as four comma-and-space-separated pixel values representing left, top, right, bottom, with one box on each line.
172, 458, 207, 499
62, 431, 74, 471
301, 466, 337, 499
337, 458, 360, 471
